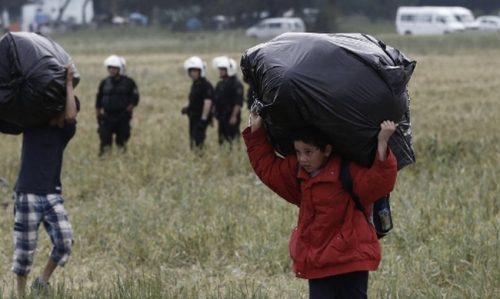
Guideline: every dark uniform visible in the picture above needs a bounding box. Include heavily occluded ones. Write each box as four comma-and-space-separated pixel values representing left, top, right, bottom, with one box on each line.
96, 76, 139, 155
214, 76, 244, 145
186, 77, 214, 149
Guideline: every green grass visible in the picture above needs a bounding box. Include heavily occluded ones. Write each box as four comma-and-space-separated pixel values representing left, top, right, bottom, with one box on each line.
49, 26, 500, 56
0, 28, 500, 298
337, 16, 397, 35
50, 27, 259, 55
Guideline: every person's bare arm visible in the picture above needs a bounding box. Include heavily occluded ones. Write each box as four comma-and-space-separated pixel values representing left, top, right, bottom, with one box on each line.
201, 99, 212, 120
377, 120, 398, 161
64, 65, 77, 123
250, 109, 263, 132
229, 104, 241, 125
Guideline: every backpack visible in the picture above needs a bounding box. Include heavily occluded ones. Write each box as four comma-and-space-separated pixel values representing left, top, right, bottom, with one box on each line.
295, 159, 393, 239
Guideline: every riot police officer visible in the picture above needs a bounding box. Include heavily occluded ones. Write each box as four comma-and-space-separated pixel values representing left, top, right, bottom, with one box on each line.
212, 56, 244, 146
95, 55, 139, 156
182, 56, 214, 150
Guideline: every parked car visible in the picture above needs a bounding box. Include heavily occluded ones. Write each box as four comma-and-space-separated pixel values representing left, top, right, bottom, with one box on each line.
474, 16, 500, 31
396, 6, 466, 35
246, 17, 305, 39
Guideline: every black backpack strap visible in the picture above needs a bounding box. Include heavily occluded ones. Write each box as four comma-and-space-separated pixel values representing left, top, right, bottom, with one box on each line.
295, 162, 302, 188
339, 159, 365, 212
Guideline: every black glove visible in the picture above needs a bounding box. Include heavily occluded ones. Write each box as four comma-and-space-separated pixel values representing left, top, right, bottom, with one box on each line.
181, 107, 189, 115
197, 118, 209, 130
212, 110, 219, 120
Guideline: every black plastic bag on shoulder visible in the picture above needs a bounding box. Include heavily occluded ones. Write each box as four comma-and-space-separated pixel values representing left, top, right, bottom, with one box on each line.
241, 32, 416, 169
0, 32, 80, 126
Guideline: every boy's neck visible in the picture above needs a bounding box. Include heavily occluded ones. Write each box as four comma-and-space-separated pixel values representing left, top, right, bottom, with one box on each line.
309, 168, 323, 178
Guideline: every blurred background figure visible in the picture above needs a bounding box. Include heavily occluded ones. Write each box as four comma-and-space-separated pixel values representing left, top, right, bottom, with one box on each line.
244, 77, 255, 110
95, 55, 139, 156
182, 56, 214, 150
212, 56, 244, 147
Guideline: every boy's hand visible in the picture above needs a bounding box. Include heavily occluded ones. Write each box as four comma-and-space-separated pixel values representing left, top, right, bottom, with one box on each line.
378, 120, 398, 144
63, 65, 74, 84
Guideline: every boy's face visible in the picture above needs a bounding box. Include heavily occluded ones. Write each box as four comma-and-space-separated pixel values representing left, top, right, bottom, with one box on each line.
294, 141, 332, 174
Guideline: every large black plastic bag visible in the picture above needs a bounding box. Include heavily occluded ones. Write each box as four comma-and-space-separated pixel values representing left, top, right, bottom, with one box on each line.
0, 32, 80, 126
241, 32, 416, 169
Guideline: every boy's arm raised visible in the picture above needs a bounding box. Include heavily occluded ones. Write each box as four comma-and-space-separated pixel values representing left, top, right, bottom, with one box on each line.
351, 121, 398, 206
243, 113, 301, 206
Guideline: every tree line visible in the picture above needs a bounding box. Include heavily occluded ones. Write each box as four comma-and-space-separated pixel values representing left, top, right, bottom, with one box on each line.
92, 0, 499, 20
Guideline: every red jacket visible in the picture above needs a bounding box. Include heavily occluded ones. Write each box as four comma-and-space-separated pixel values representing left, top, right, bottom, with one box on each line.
243, 126, 398, 279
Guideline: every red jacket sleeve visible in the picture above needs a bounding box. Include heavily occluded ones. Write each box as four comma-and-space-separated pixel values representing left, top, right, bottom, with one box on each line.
243, 126, 301, 206
350, 148, 398, 206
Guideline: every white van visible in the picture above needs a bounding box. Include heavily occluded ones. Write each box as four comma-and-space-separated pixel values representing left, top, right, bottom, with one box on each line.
246, 17, 305, 39
21, 0, 94, 32
445, 7, 477, 30
396, 7, 466, 35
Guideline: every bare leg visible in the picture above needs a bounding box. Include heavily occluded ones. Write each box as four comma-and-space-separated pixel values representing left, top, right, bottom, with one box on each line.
41, 258, 58, 282
16, 274, 28, 295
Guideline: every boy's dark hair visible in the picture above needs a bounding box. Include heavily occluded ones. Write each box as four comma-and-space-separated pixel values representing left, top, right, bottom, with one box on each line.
291, 126, 332, 151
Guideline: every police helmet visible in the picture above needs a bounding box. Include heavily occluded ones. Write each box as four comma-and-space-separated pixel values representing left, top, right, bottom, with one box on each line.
212, 56, 237, 77
104, 55, 126, 75
184, 56, 207, 78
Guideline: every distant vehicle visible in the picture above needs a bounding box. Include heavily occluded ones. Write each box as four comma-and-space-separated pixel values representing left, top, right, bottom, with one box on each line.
445, 7, 477, 30
474, 16, 500, 31
246, 17, 305, 39
21, 0, 94, 32
396, 6, 466, 35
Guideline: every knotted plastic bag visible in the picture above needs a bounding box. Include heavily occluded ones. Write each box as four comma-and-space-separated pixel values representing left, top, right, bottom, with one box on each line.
241, 32, 416, 169
0, 32, 80, 126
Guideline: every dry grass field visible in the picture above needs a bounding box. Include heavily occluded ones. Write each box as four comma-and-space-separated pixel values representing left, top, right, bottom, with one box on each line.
0, 28, 499, 298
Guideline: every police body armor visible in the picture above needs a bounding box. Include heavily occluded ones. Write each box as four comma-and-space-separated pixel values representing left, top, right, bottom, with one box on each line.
214, 77, 243, 120
101, 77, 131, 112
